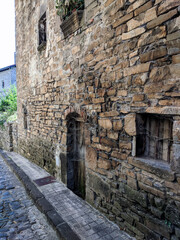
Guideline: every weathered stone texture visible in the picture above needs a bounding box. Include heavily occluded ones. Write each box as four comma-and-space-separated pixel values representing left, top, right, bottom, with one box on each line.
15, 0, 180, 238
0, 122, 18, 152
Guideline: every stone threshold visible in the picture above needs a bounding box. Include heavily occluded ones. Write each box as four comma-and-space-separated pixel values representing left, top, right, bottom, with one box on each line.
0, 149, 135, 240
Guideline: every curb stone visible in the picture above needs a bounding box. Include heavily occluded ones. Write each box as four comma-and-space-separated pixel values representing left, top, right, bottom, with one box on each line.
0, 149, 80, 240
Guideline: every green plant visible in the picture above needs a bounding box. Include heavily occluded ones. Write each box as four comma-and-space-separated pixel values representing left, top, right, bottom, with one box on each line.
0, 86, 17, 125
0, 86, 17, 113
56, 0, 84, 20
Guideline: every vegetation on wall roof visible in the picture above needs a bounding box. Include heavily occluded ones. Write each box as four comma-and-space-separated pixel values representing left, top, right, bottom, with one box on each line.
55, 0, 84, 20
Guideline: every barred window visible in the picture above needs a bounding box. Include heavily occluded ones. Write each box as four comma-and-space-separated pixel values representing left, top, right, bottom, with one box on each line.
136, 114, 173, 162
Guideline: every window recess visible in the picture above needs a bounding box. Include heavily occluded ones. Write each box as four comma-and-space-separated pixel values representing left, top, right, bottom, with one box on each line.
38, 12, 46, 51
136, 114, 173, 162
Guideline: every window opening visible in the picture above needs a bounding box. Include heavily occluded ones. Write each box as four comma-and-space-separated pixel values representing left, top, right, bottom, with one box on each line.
66, 114, 86, 199
23, 105, 28, 130
136, 114, 173, 162
2, 81, 4, 89
39, 12, 46, 46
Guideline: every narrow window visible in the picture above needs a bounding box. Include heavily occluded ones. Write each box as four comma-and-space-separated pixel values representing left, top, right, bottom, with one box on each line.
39, 12, 46, 46
23, 105, 28, 130
136, 114, 172, 162
2, 81, 4, 88
66, 113, 86, 199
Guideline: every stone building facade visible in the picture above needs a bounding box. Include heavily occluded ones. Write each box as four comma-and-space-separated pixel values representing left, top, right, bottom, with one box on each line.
15, 0, 180, 239
0, 64, 16, 93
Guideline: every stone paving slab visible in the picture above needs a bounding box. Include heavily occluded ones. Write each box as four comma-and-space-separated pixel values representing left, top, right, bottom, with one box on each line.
0, 152, 59, 240
1, 150, 136, 240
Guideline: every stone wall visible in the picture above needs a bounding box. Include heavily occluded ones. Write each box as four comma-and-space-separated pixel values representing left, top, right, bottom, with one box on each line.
15, 0, 180, 238
0, 122, 18, 152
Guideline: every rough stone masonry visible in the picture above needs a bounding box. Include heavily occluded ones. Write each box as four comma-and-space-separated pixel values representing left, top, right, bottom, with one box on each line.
14, 0, 180, 239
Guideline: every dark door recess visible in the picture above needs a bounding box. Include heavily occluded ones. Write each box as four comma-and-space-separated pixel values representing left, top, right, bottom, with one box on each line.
67, 115, 86, 199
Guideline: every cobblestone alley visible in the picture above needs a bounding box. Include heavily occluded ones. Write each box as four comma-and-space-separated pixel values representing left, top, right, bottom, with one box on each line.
0, 150, 134, 240
0, 154, 59, 240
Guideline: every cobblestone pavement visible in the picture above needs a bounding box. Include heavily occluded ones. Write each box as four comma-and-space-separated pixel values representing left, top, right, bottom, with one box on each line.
0, 155, 59, 240
5, 151, 135, 240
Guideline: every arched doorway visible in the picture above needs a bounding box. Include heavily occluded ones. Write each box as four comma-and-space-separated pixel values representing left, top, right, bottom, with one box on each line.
66, 113, 86, 199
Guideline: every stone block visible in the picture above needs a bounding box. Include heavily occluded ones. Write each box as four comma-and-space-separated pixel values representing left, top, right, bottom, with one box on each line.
98, 158, 111, 170
61, 133, 67, 145
165, 203, 180, 227
140, 46, 167, 63
127, 176, 138, 190
117, 90, 128, 96
124, 113, 136, 136
158, 0, 180, 15
151, 206, 163, 218
134, 1, 153, 16
124, 62, 150, 76
149, 65, 170, 82
98, 119, 112, 130
86, 147, 97, 170
132, 94, 145, 102
124, 185, 148, 207
167, 39, 180, 55
136, 221, 161, 240
138, 26, 166, 47
139, 181, 165, 198
125, 222, 145, 238
115, 24, 127, 36
113, 12, 133, 28
167, 30, 180, 41
122, 27, 145, 40
167, 16, 180, 34
115, 0, 126, 9
127, 7, 157, 31
99, 111, 119, 117
145, 216, 173, 239
91, 143, 111, 152
154, 197, 165, 210
105, 0, 114, 7
92, 97, 104, 104
114, 196, 131, 209
147, 9, 178, 29
172, 54, 180, 64
88, 172, 111, 198
121, 212, 134, 224
130, 158, 175, 182
107, 131, 118, 140
130, 56, 139, 66
169, 64, 180, 79
101, 137, 118, 148
85, 54, 94, 62
127, 0, 147, 13
119, 141, 131, 150
113, 120, 123, 131
111, 151, 127, 160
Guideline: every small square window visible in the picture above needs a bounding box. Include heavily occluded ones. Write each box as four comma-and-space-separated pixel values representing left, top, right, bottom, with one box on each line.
136, 114, 173, 162
38, 12, 46, 47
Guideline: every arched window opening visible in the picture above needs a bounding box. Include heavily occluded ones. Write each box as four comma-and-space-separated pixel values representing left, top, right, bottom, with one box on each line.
66, 113, 86, 199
